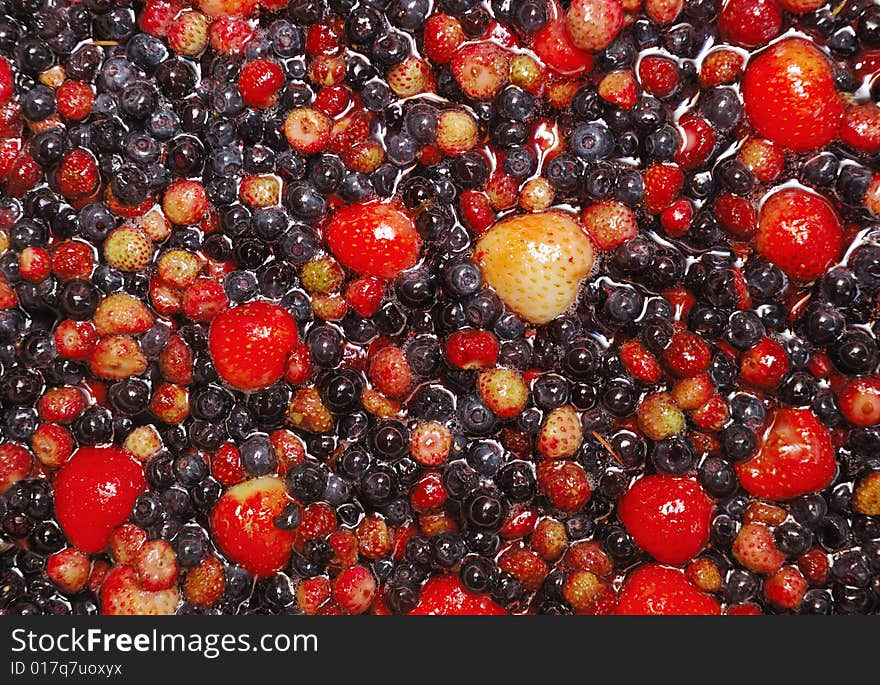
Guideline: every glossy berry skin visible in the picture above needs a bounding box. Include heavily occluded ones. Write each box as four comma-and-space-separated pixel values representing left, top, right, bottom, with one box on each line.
324, 200, 421, 280
618, 476, 714, 566
409, 574, 506, 615
742, 38, 844, 152
736, 408, 836, 501
238, 59, 285, 108
208, 301, 298, 391
616, 564, 721, 615
210, 476, 295, 577
54, 447, 147, 553
755, 187, 843, 282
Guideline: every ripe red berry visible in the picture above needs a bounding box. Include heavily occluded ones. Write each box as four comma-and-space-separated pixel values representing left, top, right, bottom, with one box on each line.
616, 564, 721, 615
238, 59, 284, 108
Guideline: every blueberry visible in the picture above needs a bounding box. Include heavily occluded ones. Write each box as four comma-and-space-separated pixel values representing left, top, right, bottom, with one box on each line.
570, 123, 613, 160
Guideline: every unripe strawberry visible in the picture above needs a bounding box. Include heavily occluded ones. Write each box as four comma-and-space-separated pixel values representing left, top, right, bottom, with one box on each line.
538, 405, 583, 459
168, 10, 210, 57
284, 107, 332, 154
162, 179, 208, 226
436, 109, 479, 156
732, 522, 785, 575
157, 248, 201, 289
477, 368, 529, 419
565, 0, 624, 52
89, 335, 148, 380
388, 57, 433, 98
410, 421, 453, 467
136, 539, 179, 591
103, 226, 154, 272
637, 392, 685, 441
47, 548, 91, 594
239, 174, 280, 208
150, 382, 189, 424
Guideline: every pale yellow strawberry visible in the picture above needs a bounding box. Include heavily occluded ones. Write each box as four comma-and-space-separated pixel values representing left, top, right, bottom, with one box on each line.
436, 109, 479, 157
388, 57, 433, 98
637, 391, 684, 441
93, 292, 154, 336
477, 367, 529, 419
537, 405, 583, 459
474, 211, 594, 324
103, 226, 154, 272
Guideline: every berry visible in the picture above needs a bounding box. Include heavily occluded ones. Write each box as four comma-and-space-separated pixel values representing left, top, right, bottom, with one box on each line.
451, 42, 510, 100
209, 301, 298, 391
742, 38, 844, 152
54, 447, 147, 553
615, 564, 721, 615
238, 59, 284, 108
565, 0, 624, 53
619, 476, 714, 566
474, 211, 594, 324
409, 574, 505, 615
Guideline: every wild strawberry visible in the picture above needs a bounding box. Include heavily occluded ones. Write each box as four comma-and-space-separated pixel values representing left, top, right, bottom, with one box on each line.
0, 56, 12, 104
208, 301, 298, 392
57, 148, 99, 199
537, 405, 583, 459
150, 382, 190, 424
477, 368, 529, 419
410, 421, 453, 467
123, 425, 163, 463
435, 108, 479, 156
598, 69, 637, 109
297, 577, 331, 614
286, 110, 335, 164
563, 570, 617, 614
324, 199, 420, 280
737, 137, 784, 183
486, 171, 518, 211
410, 471, 447, 513
47, 548, 91, 594
285, 343, 313, 386
38, 388, 85, 425
100, 564, 180, 616
343, 139, 385, 174
580, 200, 638, 251
208, 15, 256, 54
736, 408, 836, 500
238, 59, 285, 108
851, 472, 880, 516
162, 179, 208, 226
500, 504, 539, 539
181, 278, 228, 323
840, 103, 880, 153
616, 564, 721, 615
344, 276, 384, 318
838, 377, 880, 427
451, 42, 509, 100
533, 13, 594, 77
197, 0, 258, 17
156, 250, 200, 290
56, 80, 94, 121
0, 138, 21, 182
89, 335, 148, 380
638, 55, 678, 98
565, 0, 624, 53
660, 198, 694, 238
314, 85, 351, 117
645, 0, 683, 24
742, 37, 843, 152
18, 246, 51, 283
269, 430, 305, 474
445, 329, 500, 370
699, 48, 744, 87
139, 0, 186, 37
369, 345, 413, 399
423, 13, 465, 64
54, 319, 98, 361
563, 540, 613, 576
519, 177, 555, 212
168, 10, 210, 57
239, 174, 280, 208
304, 18, 342, 57
714, 193, 758, 241
686, 558, 723, 593
459, 190, 494, 234
0, 443, 31, 493
498, 546, 549, 591
355, 514, 391, 560
211, 476, 294, 577
619, 340, 661, 383
309, 55, 347, 89
475, 211, 594, 325
740, 336, 789, 390
135, 539, 178, 591
159, 334, 193, 385
410, 574, 506, 615
637, 392, 685, 441
643, 163, 684, 213
287, 386, 333, 433
663, 331, 711, 378
332, 565, 376, 615
301, 257, 344, 294
93, 293, 154, 337
536, 460, 591, 513
797, 547, 829, 584
531, 518, 568, 562
52, 240, 95, 282
675, 115, 716, 170
388, 57, 433, 98
732, 521, 785, 574
54, 447, 147, 553
718, 0, 782, 48
755, 187, 843, 282
184, 556, 225, 607
211, 443, 247, 487
763, 566, 807, 610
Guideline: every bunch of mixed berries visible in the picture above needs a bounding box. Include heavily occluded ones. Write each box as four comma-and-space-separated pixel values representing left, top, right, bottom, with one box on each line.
0, 0, 880, 616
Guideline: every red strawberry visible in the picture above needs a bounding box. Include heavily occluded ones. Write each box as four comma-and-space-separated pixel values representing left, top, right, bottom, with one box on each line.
56, 149, 99, 200
0, 56, 12, 104
210, 476, 295, 577
100, 564, 180, 615
533, 14, 594, 77
0, 443, 31, 493
197, 0, 258, 17
409, 574, 506, 615
755, 187, 843, 282
718, 0, 782, 48
742, 37, 844, 152
445, 329, 500, 370
598, 69, 637, 109
369, 345, 413, 398
423, 13, 465, 65
139, 0, 186, 37
345, 276, 384, 318
565, 0, 624, 53
451, 42, 510, 100
675, 115, 716, 170
209, 15, 256, 54
763, 566, 807, 610
537, 405, 583, 459
620, 340, 662, 383
736, 408, 836, 500
699, 48, 745, 87
238, 59, 284, 108
536, 460, 591, 513
323, 199, 421, 280
732, 522, 785, 574
839, 377, 880, 427
645, 0, 683, 25
619, 476, 714, 566
208, 301, 298, 391
615, 564, 721, 615
663, 330, 711, 378
714, 193, 757, 240
840, 103, 880, 153
332, 565, 377, 614
638, 55, 679, 98
738, 137, 784, 183
56, 81, 94, 121
54, 447, 147, 553
740, 336, 789, 390
643, 163, 684, 213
